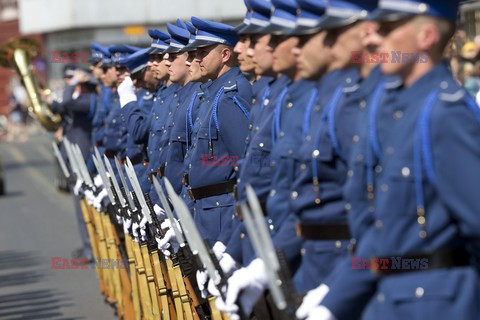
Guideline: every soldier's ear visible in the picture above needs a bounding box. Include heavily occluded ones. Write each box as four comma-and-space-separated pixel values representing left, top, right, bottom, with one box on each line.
417, 21, 440, 53
220, 46, 232, 64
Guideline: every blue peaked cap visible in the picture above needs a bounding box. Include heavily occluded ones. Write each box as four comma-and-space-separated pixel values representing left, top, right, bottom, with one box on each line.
148, 29, 171, 54
319, 0, 377, 30
190, 16, 239, 48
289, 0, 327, 35
181, 21, 199, 52
371, 0, 461, 22
164, 23, 191, 54
235, 0, 253, 32
257, 0, 298, 35
108, 45, 137, 65
90, 42, 110, 64
239, 0, 273, 35
118, 47, 150, 74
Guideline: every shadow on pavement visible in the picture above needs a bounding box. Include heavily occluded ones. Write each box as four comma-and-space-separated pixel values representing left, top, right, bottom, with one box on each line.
0, 251, 84, 320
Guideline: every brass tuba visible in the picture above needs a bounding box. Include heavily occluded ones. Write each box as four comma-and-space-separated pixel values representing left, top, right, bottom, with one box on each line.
0, 37, 61, 131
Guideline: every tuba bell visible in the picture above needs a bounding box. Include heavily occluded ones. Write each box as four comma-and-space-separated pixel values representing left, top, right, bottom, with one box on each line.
0, 37, 61, 132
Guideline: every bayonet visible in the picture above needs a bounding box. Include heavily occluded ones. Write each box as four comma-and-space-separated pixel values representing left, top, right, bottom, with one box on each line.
124, 158, 152, 225
114, 156, 137, 212
245, 184, 300, 313
52, 141, 70, 179
92, 155, 115, 204
163, 178, 222, 290
63, 138, 81, 180
240, 202, 287, 311
73, 144, 93, 187
103, 155, 126, 208
152, 177, 185, 246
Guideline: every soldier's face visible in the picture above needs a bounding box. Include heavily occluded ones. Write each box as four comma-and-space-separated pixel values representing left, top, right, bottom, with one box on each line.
271, 35, 299, 75
151, 54, 169, 81
195, 45, 224, 80
143, 66, 159, 92
166, 52, 190, 84
116, 66, 130, 87
326, 22, 364, 70
234, 35, 255, 73
187, 51, 204, 82
251, 34, 275, 75
294, 31, 331, 80
378, 18, 417, 76
91, 63, 103, 80
103, 66, 117, 87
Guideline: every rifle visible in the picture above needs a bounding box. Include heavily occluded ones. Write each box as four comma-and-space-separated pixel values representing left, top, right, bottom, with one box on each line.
245, 184, 302, 318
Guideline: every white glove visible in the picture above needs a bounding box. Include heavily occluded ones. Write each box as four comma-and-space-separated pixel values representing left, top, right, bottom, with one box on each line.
123, 217, 132, 235
196, 269, 209, 299
84, 189, 95, 205
220, 258, 268, 316
212, 241, 226, 260
93, 174, 103, 189
118, 76, 137, 108
73, 179, 82, 196
296, 284, 330, 319
93, 188, 108, 211
132, 222, 140, 240
305, 306, 337, 320
138, 214, 148, 237
153, 204, 166, 220
219, 252, 238, 276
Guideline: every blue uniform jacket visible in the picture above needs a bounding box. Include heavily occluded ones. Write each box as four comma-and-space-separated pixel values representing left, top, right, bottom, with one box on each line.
185, 67, 253, 245
324, 63, 480, 320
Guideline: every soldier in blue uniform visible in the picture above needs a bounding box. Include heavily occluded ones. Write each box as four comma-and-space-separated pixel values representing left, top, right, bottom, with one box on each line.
101, 45, 136, 180
86, 43, 111, 175
119, 29, 170, 193
180, 16, 252, 247
163, 21, 207, 197
301, 1, 480, 320
116, 47, 158, 191
141, 32, 179, 192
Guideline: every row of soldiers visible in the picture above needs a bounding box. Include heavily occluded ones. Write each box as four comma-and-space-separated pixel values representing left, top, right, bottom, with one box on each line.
51, 0, 480, 319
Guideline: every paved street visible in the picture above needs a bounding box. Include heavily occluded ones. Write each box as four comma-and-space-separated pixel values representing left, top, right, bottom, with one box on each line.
0, 130, 116, 320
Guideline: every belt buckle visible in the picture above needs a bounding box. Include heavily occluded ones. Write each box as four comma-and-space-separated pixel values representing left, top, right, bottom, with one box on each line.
182, 174, 189, 186
234, 204, 243, 221
157, 167, 163, 177
295, 223, 303, 238
187, 189, 195, 201
233, 184, 238, 201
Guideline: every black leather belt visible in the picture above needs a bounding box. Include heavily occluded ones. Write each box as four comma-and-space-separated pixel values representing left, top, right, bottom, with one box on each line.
157, 165, 165, 178
235, 200, 267, 220
296, 223, 351, 240
104, 149, 117, 159
373, 248, 471, 276
188, 180, 236, 201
